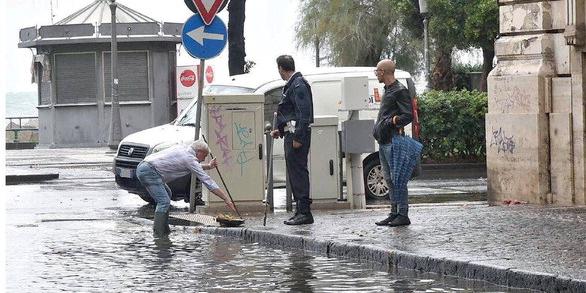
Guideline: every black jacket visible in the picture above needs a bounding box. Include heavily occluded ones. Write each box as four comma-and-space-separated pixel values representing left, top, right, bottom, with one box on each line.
373, 80, 413, 144
276, 72, 314, 142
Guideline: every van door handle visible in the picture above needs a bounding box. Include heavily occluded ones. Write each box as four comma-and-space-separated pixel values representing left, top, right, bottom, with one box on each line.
259, 144, 263, 160
329, 160, 334, 176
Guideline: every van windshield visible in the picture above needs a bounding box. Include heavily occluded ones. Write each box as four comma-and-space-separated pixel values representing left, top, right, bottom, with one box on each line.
176, 85, 255, 127
176, 102, 199, 126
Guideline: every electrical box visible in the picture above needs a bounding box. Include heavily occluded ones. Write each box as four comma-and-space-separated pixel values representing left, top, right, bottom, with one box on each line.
309, 116, 341, 203
199, 94, 265, 212
340, 76, 370, 110
341, 119, 375, 154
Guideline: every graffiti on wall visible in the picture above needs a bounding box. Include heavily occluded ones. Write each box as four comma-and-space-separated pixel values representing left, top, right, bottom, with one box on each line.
490, 127, 516, 154
210, 106, 233, 166
495, 84, 531, 113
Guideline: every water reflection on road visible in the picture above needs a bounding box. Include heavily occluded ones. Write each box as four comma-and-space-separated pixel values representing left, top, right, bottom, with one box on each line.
6, 179, 521, 292
7, 217, 524, 292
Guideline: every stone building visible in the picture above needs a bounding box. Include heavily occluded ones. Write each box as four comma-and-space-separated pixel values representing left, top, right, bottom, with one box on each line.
487, 0, 585, 205
18, 0, 182, 147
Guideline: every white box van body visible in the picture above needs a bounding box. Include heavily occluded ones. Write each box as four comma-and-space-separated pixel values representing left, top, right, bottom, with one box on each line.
114, 67, 419, 202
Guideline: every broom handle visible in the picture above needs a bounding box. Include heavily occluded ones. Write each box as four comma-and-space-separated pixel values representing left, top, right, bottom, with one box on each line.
201, 135, 242, 219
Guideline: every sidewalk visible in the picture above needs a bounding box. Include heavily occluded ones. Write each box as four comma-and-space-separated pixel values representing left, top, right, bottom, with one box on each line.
176, 203, 586, 292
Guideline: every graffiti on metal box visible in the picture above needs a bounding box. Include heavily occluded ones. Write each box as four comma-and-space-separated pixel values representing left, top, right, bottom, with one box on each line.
210, 106, 233, 166
234, 122, 253, 175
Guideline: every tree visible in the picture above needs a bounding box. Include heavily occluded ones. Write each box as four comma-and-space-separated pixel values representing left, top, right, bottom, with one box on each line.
462, 0, 498, 91
296, 0, 421, 73
425, 0, 498, 90
228, 0, 246, 76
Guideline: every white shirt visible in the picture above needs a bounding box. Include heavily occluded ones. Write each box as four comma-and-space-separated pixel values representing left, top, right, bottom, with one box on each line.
144, 144, 220, 191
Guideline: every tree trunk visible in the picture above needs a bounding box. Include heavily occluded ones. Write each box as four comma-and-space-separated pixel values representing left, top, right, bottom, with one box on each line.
431, 49, 454, 91
480, 47, 494, 92
228, 0, 246, 76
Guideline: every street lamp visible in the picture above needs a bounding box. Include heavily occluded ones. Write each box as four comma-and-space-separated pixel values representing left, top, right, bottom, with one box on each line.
418, 0, 430, 89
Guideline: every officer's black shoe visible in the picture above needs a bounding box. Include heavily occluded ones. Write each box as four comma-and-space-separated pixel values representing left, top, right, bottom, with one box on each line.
388, 215, 411, 227
284, 213, 314, 225
375, 214, 398, 226
194, 198, 206, 206
288, 211, 300, 221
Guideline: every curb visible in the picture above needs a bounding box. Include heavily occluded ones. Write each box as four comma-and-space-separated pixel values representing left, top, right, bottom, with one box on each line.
6, 173, 59, 185
193, 226, 585, 293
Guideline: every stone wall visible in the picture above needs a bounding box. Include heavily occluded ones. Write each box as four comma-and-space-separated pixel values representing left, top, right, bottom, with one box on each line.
487, 0, 585, 205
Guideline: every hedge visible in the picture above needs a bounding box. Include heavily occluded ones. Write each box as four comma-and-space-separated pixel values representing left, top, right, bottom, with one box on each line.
418, 90, 488, 163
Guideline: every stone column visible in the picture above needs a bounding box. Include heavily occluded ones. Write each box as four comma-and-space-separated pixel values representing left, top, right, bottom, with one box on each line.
564, 0, 586, 204
487, 0, 564, 204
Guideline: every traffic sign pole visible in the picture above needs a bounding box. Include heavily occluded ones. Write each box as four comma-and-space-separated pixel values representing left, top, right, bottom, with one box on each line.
182, 0, 227, 213
194, 59, 205, 141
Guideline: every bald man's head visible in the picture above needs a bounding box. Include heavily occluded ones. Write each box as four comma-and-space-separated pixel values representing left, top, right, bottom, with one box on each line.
375, 59, 396, 85
377, 59, 395, 73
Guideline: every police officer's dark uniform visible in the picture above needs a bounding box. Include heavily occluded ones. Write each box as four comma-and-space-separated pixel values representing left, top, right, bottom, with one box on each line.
276, 71, 314, 225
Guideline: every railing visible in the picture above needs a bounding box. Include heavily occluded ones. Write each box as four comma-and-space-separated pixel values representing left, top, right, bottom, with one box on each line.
5, 116, 39, 143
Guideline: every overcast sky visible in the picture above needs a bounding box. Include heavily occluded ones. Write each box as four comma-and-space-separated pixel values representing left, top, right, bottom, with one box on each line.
2, 0, 315, 93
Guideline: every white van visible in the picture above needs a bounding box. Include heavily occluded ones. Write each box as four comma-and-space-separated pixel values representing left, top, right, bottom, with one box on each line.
114, 67, 420, 203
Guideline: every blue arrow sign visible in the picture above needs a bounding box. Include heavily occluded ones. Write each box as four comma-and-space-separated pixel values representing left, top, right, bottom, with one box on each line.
181, 14, 227, 60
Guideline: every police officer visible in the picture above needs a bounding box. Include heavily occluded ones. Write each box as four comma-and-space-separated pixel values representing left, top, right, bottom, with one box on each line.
271, 55, 315, 225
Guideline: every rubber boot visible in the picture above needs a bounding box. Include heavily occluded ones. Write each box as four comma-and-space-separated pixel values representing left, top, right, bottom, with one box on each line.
164, 210, 171, 235
153, 211, 170, 238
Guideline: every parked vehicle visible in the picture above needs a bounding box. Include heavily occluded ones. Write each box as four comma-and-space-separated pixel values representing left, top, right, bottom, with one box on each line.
113, 67, 420, 202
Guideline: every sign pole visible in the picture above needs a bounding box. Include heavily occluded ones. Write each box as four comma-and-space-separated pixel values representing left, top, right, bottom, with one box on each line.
190, 58, 205, 212
194, 58, 205, 139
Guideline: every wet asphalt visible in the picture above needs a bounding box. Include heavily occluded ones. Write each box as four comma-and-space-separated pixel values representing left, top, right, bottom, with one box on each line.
5, 147, 586, 292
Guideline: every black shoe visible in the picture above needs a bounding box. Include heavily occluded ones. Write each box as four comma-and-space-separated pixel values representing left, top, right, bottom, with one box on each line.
388, 215, 411, 227
287, 211, 299, 221
375, 214, 398, 226
194, 198, 205, 206
284, 213, 314, 225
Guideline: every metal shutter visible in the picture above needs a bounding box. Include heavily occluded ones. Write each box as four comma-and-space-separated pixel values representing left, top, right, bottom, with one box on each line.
55, 53, 97, 104
104, 51, 149, 102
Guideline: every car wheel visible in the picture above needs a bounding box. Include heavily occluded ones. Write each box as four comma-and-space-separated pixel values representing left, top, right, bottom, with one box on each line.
137, 193, 155, 204
363, 157, 392, 200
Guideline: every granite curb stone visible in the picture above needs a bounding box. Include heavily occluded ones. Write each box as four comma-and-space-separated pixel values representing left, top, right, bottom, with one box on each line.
194, 226, 586, 293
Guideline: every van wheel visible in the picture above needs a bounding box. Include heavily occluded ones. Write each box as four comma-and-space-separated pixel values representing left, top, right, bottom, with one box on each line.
138, 193, 155, 204
363, 158, 391, 200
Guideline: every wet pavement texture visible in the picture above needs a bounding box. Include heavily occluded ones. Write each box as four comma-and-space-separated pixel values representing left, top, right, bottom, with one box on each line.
238, 204, 586, 282
6, 167, 523, 293
6, 147, 585, 292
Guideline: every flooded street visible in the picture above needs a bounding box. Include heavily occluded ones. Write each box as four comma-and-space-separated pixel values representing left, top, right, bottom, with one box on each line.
6, 165, 527, 292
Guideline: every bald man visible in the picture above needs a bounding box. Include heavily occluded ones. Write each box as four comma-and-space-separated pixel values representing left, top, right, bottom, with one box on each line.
372, 59, 422, 227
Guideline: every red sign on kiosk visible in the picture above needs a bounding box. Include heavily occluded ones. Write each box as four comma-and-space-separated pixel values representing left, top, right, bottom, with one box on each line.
180, 70, 196, 87
189, 0, 225, 25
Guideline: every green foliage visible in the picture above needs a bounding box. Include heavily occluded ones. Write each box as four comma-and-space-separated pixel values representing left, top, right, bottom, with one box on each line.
463, 0, 499, 50
418, 90, 488, 162
452, 62, 482, 74
295, 0, 422, 72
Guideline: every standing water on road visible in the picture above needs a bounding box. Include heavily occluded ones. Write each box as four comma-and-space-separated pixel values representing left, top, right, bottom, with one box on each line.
7, 217, 532, 292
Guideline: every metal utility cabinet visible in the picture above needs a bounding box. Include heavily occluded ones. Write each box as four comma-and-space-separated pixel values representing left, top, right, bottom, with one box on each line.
199, 94, 265, 212
309, 115, 349, 209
